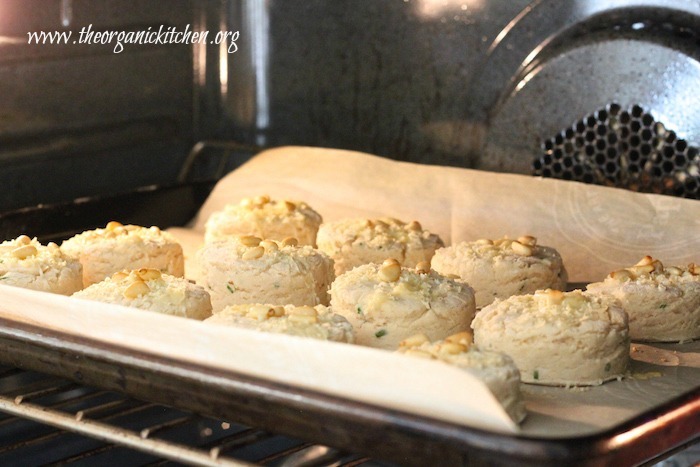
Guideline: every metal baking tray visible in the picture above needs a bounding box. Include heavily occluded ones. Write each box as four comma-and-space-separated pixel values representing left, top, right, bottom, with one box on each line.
0, 184, 698, 466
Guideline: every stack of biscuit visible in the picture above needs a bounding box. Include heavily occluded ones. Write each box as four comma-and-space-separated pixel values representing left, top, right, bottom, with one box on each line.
2, 191, 696, 425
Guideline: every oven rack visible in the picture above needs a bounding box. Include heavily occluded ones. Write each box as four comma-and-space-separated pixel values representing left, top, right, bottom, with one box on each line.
0, 365, 382, 466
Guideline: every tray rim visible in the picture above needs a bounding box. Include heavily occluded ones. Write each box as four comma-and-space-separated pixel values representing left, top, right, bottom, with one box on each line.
0, 316, 696, 467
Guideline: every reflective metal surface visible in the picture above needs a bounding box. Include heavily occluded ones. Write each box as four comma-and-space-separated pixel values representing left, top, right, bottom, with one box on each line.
465, 1, 700, 175
211, 0, 535, 165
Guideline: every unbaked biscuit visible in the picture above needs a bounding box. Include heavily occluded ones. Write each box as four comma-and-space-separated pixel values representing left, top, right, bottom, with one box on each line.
205, 303, 354, 343
61, 221, 185, 287
204, 195, 322, 246
0, 235, 82, 295
197, 236, 334, 312
472, 289, 630, 386
432, 235, 567, 308
317, 217, 444, 276
586, 256, 700, 343
330, 259, 475, 350
72, 268, 212, 320
396, 332, 526, 423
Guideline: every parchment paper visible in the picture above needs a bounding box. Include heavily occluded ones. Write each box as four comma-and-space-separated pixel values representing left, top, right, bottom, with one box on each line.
0, 283, 516, 434
179, 146, 700, 282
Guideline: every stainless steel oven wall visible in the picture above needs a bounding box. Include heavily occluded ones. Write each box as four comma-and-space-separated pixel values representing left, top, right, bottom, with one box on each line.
2, 0, 700, 211
0, 0, 197, 212
217, 0, 533, 167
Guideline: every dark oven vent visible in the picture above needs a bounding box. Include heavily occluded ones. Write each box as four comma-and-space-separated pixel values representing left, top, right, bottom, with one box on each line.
533, 103, 700, 199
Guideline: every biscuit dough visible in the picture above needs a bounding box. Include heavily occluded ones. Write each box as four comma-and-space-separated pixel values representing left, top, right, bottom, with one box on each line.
331, 260, 475, 349
205, 195, 322, 246
317, 217, 444, 276
587, 257, 700, 343
0, 235, 82, 295
61, 221, 184, 287
73, 268, 212, 320
198, 236, 334, 312
432, 236, 567, 308
472, 289, 630, 386
206, 303, 354, 343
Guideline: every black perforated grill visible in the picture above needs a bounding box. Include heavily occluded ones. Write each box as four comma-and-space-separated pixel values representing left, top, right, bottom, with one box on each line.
534, 103, 700, 199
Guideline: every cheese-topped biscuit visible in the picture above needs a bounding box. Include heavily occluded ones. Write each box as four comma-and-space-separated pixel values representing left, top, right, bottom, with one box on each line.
197, 236, 334, 312
61, 221, 185, 287
396, 332, 526, 423
472, 289, 630, 386
330, 259, 475, 350
73, 268, 212, 320
205, 303, 354, 343
317, 217, 444, 276
0, 235, 82, 295
204, 195, 322, 246
586, 256, 700, 343
432, 236, 567, 308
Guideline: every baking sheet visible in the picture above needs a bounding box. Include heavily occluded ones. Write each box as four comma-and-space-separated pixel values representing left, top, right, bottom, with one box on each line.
521, 341, 700, 437
0, 145, 698, 442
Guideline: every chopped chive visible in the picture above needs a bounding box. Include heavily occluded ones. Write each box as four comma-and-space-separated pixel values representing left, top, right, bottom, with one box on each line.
659, 303, 667, 309
356, 306, 362, 314
226, 284, 234, 293
375, 329, 387, 338
533, 370, 539, 380
605, 362, 611, 372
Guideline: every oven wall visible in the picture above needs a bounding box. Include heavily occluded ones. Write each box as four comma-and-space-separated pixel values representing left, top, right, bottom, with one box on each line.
0, 0, 197, 211
217, 0, 530, 167
0, 0, 535, 212
2, 0, 698, 211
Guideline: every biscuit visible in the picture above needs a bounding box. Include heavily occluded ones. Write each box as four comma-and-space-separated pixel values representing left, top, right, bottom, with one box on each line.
197, 236, 334, 312
205, 303, 354, 343
0, 235, 82, 295
330, 259, 475, 350
61, 221, 184, 287
586, 256, 700, 343
317, 217, 444, 276
72, 268, 212, 320
204, 195, 322, 246
432, 235, 567, 308
396, 332, 526, 423
472, 289, 630, 386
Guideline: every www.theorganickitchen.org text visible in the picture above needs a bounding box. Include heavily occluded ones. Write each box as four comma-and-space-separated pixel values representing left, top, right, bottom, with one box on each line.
27, 24, 239, 53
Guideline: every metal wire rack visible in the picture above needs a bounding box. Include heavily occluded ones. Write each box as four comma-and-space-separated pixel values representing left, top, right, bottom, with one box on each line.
0, 365, 385, 466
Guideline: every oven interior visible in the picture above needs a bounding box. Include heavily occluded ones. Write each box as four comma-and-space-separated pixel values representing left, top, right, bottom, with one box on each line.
0, 0, 698, 465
